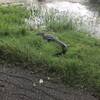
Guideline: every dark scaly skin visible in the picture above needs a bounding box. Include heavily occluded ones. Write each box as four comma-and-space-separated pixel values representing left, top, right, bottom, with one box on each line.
37, 32, 68, 56
54, 39, 68, 56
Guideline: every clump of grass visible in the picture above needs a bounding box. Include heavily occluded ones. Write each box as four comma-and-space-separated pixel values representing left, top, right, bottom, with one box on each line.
0, 5, 30, 36
27, 8, 76, 31
44, 10, 75, 32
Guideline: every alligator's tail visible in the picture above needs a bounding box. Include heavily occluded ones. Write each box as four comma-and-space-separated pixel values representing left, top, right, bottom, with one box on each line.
54, 39, 68, 56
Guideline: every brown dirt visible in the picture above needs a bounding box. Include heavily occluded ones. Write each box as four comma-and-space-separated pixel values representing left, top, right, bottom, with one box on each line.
0, 62, 98, 100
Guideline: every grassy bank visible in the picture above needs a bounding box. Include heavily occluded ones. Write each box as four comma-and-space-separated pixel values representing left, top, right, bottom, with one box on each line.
0, 5, 100, 95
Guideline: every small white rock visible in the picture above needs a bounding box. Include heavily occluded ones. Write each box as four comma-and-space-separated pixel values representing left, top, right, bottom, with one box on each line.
39, 79, 43, 84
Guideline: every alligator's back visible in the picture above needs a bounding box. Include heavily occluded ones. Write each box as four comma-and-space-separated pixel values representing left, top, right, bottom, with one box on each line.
37, 32, 68, 56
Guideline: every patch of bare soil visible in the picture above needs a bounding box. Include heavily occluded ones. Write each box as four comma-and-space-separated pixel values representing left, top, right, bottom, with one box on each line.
0, 62, 98, 100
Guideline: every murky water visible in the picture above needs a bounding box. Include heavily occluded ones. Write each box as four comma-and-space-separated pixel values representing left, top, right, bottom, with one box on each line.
44, 1, 100, 37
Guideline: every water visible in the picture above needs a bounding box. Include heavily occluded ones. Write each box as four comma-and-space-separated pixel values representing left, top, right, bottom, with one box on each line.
44, 1, 100, 38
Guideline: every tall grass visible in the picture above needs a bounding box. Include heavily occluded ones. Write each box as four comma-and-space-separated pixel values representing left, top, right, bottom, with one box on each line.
44, 10, 75, 32
27, 8, 77, 31
27, 7, 94, 34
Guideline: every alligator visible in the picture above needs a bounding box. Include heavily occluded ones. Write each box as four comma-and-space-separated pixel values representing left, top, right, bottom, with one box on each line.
37, 32, 68, 56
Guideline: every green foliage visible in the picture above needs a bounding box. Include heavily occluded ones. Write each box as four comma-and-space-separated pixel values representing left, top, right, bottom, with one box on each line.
0, 5, 30, 36
0, 5, 100, 95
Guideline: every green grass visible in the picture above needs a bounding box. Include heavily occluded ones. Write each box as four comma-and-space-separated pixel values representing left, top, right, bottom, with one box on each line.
0, 5, 100, 95
0, 5, 30, 36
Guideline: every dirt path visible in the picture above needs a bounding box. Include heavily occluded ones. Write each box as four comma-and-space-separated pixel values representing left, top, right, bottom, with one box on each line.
0, 62, 98, 100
